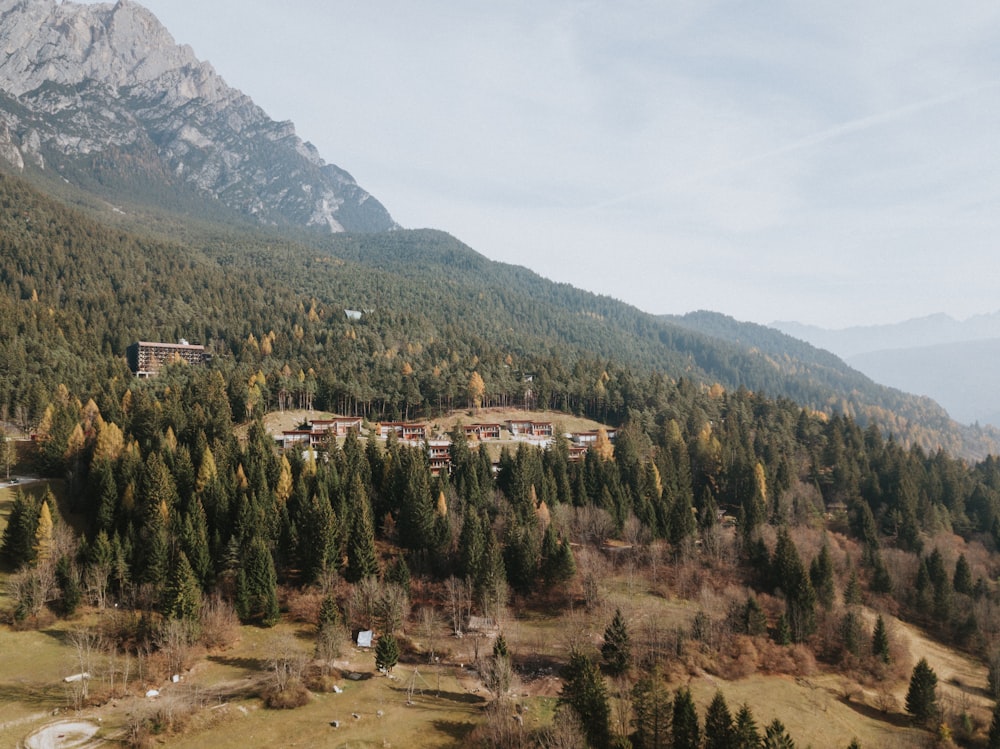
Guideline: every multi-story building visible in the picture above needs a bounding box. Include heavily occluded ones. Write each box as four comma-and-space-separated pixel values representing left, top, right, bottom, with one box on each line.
126, 340, 208, 378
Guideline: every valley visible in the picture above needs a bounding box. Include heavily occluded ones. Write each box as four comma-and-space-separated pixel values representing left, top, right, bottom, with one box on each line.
1, 3, 1000, 749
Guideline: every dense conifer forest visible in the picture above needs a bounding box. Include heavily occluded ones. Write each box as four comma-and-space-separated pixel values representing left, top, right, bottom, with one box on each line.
5, 170, 1000, 746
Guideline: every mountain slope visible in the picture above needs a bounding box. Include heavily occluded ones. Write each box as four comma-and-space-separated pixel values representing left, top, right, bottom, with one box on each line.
849, 339, 1000, 427
661, 310, 1000, 458
774, 313, 1000, 428
0, 2, 995, 460
0, 0, 395, 233
773, 312, 1000, 359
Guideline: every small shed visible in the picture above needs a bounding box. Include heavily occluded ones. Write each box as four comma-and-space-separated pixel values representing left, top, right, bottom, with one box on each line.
356, 630, 373, 648
466, 616, 498, 633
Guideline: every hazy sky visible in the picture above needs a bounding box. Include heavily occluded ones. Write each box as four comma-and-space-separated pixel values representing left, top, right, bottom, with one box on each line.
81, 1, 1000, 328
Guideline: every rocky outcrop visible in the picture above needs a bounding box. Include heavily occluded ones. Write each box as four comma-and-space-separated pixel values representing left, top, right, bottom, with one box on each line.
0, 0, 396, 232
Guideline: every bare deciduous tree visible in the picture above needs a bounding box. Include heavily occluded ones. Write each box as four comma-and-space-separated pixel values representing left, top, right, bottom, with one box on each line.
156, 618, 195, 677
417, 606, 444, 663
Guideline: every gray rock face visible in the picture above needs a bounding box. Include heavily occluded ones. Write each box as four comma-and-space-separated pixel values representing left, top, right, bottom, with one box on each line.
0, 0, 396, 232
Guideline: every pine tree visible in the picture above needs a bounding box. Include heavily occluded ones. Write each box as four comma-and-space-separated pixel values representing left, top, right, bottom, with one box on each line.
559, 648, 611, 749
704, 690, 735, 749
843, 565, 862, 606
988, 700, 1000, 749
55, 554, 81, 616
318, 593, 341, 630
493, 632, 509, 660
601, 607, 632, 676
668, 486, 697, 548
905, 657, 939, 725
385, 556, 411, 593
763, 718, 795, 748
734, 703, 762, 749
632, 668, 671, 749
163, 551, 202, 624
872, 614, 891, 664
809, 542, 836, 610
953, 553, 973, 596
345, 475, 378, 582
775, 612, 792, 646
743, 595, 768, 636
235, 535, 280, 626
837, 610, 863, 658
1, 490, 40, 567
297, 486, 337, 584
375, 632, 400, 674
458, 507, 485, 580
671, 686, 701, 749
771, 527, 816, 642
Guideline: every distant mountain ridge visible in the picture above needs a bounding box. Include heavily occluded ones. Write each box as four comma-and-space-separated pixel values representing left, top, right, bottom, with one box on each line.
773, 312, 1000, 359
772, 313, 1000, 429
0, 0, 396, 233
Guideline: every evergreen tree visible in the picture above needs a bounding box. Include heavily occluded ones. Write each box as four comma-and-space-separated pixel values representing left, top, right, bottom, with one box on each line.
163, 551, 202, 624
345, 474, 378, 582
235, 535, 280, 626
55, 554, 81, 616
668, 486, 697, 549
601, 607, 632, 676
704, 690, 735, 749
734, 703, 762, 749
774, 612, 792, 646
771, 527, 816, 642
988, 700, 1000, 749
458, 507, 485, 580
318, 593, 341, 630
872, 614, 891, 664
559, 648, 611, 749
135, 495, 169, 587
840, 610, 864, 657
632, 668, 672, 749
385, 556, 411, 593
544, 529, 576, 585
297, 485, 337, 584
809, 542, 836, 610
905, 657, 939, 725
671, 686, 701, 749
180, 498, 212, 586
953, 553, 973, 596
375, 632, 400, 674
493, 632, 509, 660
1, 490, 40, 567
870, 552, 893, 594
843, 565, 862, 606
763, 718, 795, 748
743, 595, 768, 636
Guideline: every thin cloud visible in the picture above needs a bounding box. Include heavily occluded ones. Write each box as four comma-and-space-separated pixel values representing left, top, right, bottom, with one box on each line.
587, 81, 1000, 213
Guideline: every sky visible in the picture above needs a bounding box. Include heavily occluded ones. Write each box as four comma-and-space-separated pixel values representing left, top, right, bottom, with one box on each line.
80, 0, 1000, 328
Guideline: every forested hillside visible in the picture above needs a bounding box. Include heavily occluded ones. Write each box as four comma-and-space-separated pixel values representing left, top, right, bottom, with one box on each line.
1, 167, 992, 459
7, 168, 1000, 746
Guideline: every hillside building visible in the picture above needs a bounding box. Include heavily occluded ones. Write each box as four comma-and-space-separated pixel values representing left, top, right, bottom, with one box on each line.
127, 340, 208, 378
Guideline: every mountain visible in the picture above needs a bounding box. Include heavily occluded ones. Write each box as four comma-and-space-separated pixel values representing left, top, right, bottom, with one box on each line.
661, 310, 1000, 457
0, 2, 996, 461
773, 312, 1000, 359
849, 339, 1000, 427
773, 314, 1000, 428
0, 0, 396, 233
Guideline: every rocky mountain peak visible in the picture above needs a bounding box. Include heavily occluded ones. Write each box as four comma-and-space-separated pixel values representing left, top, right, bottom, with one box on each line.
0, 0, 396, 233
